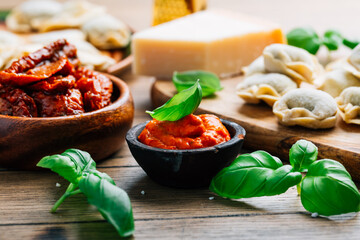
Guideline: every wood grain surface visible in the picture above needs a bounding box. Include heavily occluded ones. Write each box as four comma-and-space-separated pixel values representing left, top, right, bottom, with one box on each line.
1, 0, 360, 239
151, 78, 360, 181
1, 74, 359, 240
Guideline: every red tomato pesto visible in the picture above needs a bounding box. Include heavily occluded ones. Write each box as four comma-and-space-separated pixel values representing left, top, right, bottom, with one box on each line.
138, 114, 231, 150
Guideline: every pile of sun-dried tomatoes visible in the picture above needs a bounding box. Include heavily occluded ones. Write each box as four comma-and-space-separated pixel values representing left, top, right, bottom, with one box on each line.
0, 39, 113, 117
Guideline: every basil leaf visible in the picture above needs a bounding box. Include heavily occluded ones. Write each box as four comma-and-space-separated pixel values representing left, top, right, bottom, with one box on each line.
210, 151, 302, 199
84, 169, 116, 185
79, 172, 135, 237
172, 70, 222, 97
289, 140, 318, 172
343, 38, 360, 49
146, 81, 202, 121
301, 159, 360, 216
286, 27, 321, 54
323, 30, 343, 51
37, 149, 96, 184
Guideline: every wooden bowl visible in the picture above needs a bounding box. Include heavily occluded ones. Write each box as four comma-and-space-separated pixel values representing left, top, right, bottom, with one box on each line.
126, 119, 246, 188
0, 74, 134, 170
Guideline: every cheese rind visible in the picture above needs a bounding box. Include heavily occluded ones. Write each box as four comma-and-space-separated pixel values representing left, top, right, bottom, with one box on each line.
133, 10, 286, 78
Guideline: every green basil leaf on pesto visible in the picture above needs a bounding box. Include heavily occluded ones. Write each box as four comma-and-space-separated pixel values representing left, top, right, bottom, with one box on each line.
286, 27, 321, 54
289, 139, 318, 172
300, 159, 360, 216
172, 70, 222, 97
146, 81, 202, 121
323, 30, 343, 51
79, 172, 135, 237
37, 149, 96, 184
210, 151, 302, 199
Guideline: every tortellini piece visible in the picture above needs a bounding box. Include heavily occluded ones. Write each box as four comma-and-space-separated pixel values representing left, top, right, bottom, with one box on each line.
236, 73, 297, 106
320, 45, 360, 97
263, 44, 323, 85
318, 69, 360, 97
241, 56, 266, 76
348, 44, 360, 71
35, 1, 105, 32
273, 89, 338, 129
6, 0, 63, 33
0, 30, 23, 45
82, 14, 131, 50
28, 29, 86, 43
336, 87, 360, 125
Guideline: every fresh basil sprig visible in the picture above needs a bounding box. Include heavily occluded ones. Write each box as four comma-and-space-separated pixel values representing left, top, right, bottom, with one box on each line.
37, 149, 134, 238
289, 140, 318, 172
323, 30, 343, 51
210, 140, 360, 217
210, 151, 302, 199
146, 81, 202, 121
301, 159, 360, 216
286, 27, 321, 54
287, 27, 360, 54
172, 70, 222, 97
79, 172, 134, 237
38, 149, 96, 183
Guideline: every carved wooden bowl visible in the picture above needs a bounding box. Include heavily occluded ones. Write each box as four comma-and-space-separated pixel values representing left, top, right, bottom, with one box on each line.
0, 74, 134, 169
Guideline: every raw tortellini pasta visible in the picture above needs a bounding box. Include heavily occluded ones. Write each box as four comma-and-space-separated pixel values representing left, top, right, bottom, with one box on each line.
318, 69, 360, 97
237, 43, 324, 106
82, 14, 131, 50
241, 56, 266, 76
236, 73, 297, 106
273, 89, 338, 129
263, 44, 323, 85
35, 1, 105, 32
319, 44, 360, 97
336, 87, 360, 125
5, 0, 131, 51
6, 0, 63, 33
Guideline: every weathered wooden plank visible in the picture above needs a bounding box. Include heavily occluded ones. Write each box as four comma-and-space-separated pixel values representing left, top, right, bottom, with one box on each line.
1, 164, 359, 229
1, 213, 359, 240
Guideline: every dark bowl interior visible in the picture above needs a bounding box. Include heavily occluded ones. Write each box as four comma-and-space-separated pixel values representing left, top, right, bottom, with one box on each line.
126, 119, 246, 188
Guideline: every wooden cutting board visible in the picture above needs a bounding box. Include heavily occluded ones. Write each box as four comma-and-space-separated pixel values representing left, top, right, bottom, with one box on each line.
151, 77, 360, 181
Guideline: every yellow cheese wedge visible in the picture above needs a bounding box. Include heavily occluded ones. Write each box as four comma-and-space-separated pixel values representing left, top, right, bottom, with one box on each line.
132, 10, 286, 79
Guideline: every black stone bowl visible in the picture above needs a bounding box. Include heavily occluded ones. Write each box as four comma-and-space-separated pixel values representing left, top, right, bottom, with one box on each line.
126, 119, 246, 188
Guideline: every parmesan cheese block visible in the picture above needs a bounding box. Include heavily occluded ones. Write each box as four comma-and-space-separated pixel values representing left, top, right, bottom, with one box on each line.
132, 10, 286, 78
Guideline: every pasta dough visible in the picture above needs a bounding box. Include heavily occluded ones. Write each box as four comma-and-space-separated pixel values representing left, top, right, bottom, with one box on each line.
263, 44, 323, 85
241, 56, 266, 76
273, 88, 337, 129
35, 1, 105, 32
336, 87, 360, 125
236, 73, 297, 106
82, 14, 131, 50
318, 69, 360, 97
6, 0, 63, 33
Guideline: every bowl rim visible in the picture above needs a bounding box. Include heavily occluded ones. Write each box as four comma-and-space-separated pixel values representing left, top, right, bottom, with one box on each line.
126, 118, 246, 153
0, 73, 130, 121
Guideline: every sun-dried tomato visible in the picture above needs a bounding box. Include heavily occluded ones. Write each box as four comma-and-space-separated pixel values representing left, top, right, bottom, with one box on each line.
0, 39, 78, 87
32, 88, 84, 117
0, 39, 113, 118
28, 75, 76, 93
75, 67, 112, 111
0, 84, 38, 117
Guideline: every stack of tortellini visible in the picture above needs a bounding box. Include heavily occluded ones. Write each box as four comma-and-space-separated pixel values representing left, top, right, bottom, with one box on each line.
6, 0, 131, 50
236, 43, 341, 129
319, 45, 360, 125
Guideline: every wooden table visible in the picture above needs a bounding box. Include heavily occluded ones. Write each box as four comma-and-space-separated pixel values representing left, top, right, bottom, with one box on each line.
1, 1, 360, 239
